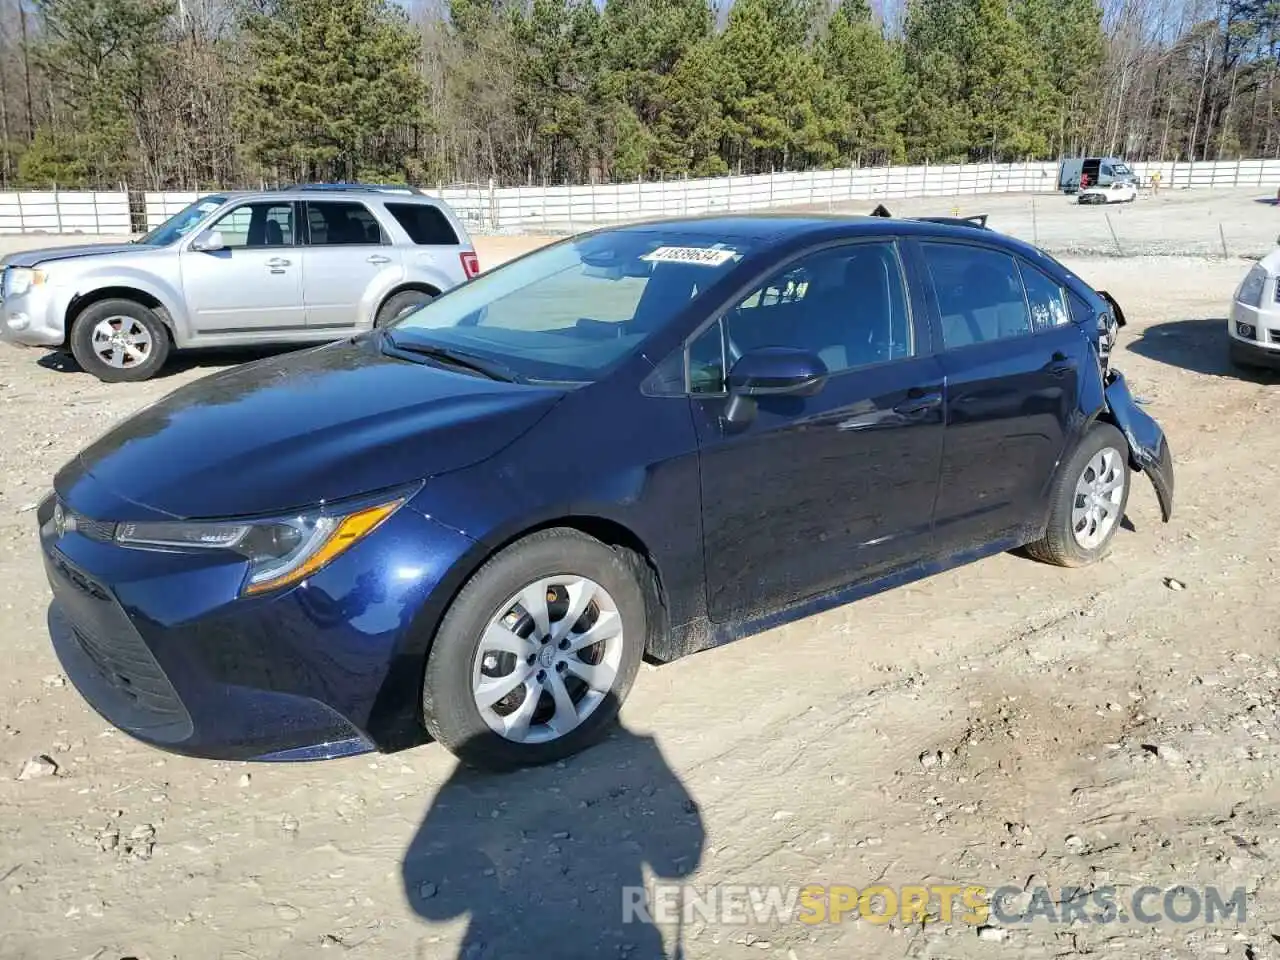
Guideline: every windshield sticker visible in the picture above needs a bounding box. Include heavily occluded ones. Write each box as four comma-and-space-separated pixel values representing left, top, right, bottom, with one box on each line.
641, 246, 737, 267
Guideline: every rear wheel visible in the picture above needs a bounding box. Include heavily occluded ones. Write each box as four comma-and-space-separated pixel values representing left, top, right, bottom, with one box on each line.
422, 528, 648, 770
375, 290, 434, 327
69, 299, 171, 383
1027, 423, 1130, 567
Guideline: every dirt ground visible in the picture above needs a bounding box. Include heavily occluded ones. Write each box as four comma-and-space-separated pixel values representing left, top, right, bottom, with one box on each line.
1, 234, 1279, 960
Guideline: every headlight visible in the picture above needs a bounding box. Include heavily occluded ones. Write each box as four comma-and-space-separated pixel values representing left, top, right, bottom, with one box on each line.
3, 267, 48, 299
1236, 264, 1268, 309
114, 487, 416, 595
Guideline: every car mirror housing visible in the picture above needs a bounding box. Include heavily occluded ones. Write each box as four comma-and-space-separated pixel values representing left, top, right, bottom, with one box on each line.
190, 229, 226, 253
727, 346, 828, 398
724, 347, 828, 425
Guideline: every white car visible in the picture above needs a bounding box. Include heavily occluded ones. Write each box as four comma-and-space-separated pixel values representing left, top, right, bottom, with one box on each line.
1077, 182, 1138, 204
1228, 243, 1280, 369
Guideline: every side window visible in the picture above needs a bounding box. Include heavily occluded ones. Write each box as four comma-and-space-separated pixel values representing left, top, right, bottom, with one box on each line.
210, 202, 295, 248
1101, 163, 1114, 176
1017, 262, 1071, 329
921, 243, 1033, 349
384, 202, 460, 245
306, 201, 387, 246
718, 241, 912, 377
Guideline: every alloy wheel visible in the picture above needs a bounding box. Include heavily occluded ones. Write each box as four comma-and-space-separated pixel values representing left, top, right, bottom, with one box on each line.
471, 576, 624, 744
1071, 446, 1126, 549
91, 316, 153, 369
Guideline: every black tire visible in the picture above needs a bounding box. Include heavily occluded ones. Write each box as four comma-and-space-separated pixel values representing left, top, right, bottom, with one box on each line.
422, 528, 650, 771
375, 289, 435, 327
69, 299, 171, 383
1026, 422, 1131, 568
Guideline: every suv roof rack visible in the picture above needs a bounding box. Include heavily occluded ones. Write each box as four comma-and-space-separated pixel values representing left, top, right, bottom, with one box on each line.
285, 182, 429, 197
868, 204, 990, 230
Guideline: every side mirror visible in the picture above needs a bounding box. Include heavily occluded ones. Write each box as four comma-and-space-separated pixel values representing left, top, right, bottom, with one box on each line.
724, 346, 828, 425
190, 229, 226, 252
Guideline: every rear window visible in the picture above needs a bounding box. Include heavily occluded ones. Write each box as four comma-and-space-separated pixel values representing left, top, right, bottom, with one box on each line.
385, 203, 460, 245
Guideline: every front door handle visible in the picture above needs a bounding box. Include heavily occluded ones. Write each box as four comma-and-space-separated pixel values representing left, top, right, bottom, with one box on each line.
367, 255, 392, 265
893, 391, 943, 416
266, 257, 291, 268
1047, 350, 1075, 376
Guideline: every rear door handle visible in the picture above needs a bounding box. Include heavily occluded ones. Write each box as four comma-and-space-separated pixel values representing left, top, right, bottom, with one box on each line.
893, 391, 943, 416
367, 255, 392, 265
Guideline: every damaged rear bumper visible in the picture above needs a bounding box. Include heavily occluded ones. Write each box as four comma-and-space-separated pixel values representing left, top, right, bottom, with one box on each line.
1104, 369, 1174, 522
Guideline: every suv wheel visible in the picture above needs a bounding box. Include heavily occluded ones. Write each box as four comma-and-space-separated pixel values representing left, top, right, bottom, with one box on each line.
422, 528, 649, 771
70, 299, 171, 383
375, 290, 435, 327
1027, 423, 1131, 567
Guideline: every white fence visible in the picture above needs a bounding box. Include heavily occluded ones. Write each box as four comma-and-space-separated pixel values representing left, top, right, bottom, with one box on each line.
2, 157, 1279, 236
0, 191, 131, 235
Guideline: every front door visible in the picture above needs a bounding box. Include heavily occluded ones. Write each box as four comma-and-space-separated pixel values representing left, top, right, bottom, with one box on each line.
914, 239, 1085, 552
180, 200, 306, 335
691, 239, 947, 623
299, 200, 400, 331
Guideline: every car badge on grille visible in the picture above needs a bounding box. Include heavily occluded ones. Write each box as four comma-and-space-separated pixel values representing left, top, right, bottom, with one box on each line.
52, 502, 76, 539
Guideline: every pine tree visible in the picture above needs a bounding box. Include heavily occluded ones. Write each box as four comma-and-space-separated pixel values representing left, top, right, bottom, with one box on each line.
818, 0, 905, 164
238, 0, 424, 182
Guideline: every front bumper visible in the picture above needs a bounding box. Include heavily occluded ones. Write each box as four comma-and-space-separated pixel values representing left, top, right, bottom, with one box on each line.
38, 493, 477, 761
1228, 304, 1280, 367
0, 281, 65, 347
1104, 369, 1174, 523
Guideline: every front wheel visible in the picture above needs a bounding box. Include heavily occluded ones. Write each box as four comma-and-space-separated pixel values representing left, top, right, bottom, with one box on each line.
422, 529, 649, 770
69, 299, 171, 383
1027, 423, 1131, 567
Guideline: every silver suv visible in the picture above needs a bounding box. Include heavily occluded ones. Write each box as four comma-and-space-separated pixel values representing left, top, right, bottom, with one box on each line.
0, 184, 479, 382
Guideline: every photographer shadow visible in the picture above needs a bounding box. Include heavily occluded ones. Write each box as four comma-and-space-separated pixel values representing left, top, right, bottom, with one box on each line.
402, 720, 704, 960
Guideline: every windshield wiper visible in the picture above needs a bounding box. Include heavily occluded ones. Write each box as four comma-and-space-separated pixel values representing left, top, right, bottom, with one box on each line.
381, 331, 523, 383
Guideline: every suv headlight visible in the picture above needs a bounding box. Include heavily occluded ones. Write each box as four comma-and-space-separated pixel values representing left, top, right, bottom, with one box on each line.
114, 485, 418, 595
3, 267, 47, 299
1236, 264, 1268, 309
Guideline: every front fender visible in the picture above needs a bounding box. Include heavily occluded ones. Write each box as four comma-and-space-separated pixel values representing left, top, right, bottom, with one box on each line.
1103, 369, 1174, 522
67, 267, 188, 337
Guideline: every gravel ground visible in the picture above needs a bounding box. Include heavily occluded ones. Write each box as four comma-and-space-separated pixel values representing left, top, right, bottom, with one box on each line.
0, 233, 1279, 960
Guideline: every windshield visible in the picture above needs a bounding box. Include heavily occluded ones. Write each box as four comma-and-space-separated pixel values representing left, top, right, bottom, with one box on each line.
136, 195, 227, 246
389, 229, 753, 383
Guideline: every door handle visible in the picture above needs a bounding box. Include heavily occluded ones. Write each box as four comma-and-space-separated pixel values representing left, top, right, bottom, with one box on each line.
1047, 350, 1074, 376
367, 255, 391, 265
266, 257, 291, 268
893, 391, 943, 416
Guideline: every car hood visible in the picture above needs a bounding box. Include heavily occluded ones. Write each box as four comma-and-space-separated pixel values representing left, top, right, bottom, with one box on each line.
2, 243, 147, 268
54, 337, 565, 521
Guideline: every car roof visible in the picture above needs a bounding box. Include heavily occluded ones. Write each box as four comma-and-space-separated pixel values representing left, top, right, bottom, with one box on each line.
602, 211, 1010, 246
201, 187, 446, 204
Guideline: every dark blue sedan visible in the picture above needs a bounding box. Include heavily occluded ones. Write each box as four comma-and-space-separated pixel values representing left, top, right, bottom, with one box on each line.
38, 213, 1174, 769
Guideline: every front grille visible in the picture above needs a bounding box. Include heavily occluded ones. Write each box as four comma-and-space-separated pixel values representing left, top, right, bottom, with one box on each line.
67, 615, 187, 722
54, 499, 116, 542
74, 516, 116, 542
46, 550, 191, 738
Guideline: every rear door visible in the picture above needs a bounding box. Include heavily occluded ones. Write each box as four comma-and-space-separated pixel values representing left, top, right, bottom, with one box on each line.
299, 200, 400, 331
180, 200, 306, 335
690, 239, 947, 623
914, 239, 1086, 553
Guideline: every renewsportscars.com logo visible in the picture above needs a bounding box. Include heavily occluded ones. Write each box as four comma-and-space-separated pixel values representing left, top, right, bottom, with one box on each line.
622, 883, 1248, 927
